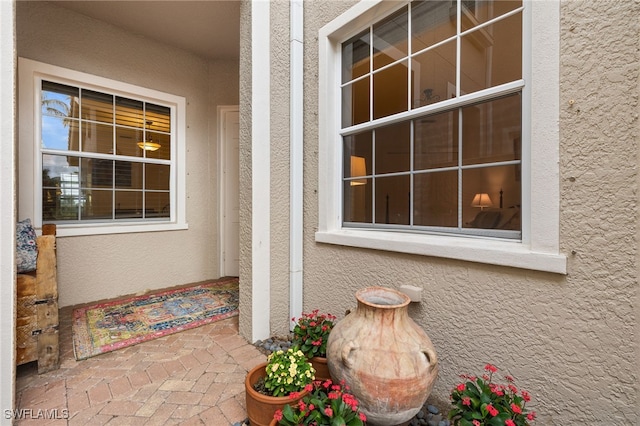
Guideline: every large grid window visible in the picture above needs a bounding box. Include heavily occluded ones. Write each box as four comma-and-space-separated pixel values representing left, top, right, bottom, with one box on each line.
41, 81, 172, 222
341, 0, 523, 239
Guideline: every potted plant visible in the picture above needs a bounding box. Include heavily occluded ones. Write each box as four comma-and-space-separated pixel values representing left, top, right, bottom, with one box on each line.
271, 379, 367, 426
449, 363, 537, 426
291, 309, 336, 381
245, 348, 316, 426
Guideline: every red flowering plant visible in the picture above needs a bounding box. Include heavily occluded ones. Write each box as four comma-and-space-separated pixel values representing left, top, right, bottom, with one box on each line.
273, 379, 367, 426
291, 310, 337, 358
449, 364, 536, 426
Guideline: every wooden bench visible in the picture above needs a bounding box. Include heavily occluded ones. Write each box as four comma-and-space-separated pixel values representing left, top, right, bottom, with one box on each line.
16, 224, 59, 373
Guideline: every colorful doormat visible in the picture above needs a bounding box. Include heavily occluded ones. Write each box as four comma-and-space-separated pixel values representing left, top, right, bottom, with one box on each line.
72, 278, 239, 360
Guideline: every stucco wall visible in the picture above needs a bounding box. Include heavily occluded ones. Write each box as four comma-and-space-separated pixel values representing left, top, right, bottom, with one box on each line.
268, 0, 292, 335
16, 1, 239, 307
238, 0, 253, 338
264, 0, 638, 424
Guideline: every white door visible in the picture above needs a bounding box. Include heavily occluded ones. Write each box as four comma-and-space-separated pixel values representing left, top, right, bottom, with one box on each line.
220, 107, 240, 276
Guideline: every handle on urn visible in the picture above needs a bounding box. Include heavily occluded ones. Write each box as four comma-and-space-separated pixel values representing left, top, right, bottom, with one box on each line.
422, 347, 438, 369
341, 341, 358, 369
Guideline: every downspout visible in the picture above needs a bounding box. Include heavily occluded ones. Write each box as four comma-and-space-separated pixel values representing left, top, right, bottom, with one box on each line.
289, 0, 303, 328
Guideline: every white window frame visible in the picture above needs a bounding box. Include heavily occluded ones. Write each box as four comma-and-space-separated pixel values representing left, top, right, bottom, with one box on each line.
19, 58, 188, 236
316, 0, 566, 274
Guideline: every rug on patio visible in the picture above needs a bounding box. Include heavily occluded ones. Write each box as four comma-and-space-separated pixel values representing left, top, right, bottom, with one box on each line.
72, 278, 239, 360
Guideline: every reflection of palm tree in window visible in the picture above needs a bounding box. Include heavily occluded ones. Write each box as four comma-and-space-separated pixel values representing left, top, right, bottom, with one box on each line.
41, 81, 80, 152
41, 95, 70, 120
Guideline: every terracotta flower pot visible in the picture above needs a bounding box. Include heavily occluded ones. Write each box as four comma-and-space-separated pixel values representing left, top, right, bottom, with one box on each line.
327, 287, 439, 426
310, 356, 331, 382
245, 362, 308, 426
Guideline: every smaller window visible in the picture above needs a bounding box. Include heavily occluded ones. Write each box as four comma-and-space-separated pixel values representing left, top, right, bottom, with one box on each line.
19, 58, 187, 236
41, 81, 172, 223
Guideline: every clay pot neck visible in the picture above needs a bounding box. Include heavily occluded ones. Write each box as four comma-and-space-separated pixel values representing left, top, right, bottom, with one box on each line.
355, 286, 410, 320
356, 286, 410, 309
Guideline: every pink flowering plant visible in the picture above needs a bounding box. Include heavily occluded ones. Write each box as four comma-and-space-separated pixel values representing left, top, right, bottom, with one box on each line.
292, 310, 337, 358
273, 379, 367, 426
449, 364, 536, 426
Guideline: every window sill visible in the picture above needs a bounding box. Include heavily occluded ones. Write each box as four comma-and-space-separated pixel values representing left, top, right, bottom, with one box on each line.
315, 229, 566, 274
47, 221, 188, 237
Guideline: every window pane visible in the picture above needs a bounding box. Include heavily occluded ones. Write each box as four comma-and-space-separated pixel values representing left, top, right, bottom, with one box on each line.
375, 121, 410, 174
81, 89, 113, 123
342, 30, 370, 84
412, 39, 457, 108
462, 93, 521, 165
85, 159, 112, 188
413, 170, 457, 227
42, 154, 80, 221
463, 165, 521, 230
344, 179, 372, 223
115, 161, 137, 189
411, 1, 456, 54
144, 132, 171, 160
146, 192, 171, 218
82, 122, 113, 154
460, 11, 522, 94
373, 60, 408, 119
116, 127, 143, 157
115, 96, 144, 128
415, 110, 458, 170
42, 81, 79, 119
344, 131, 372, 190
42, 116, 79, 150
373, 5, 408, 70
147, 104, 171, 133
81, 189, 112, 220
115, 191, 143, 219
461, 0, 522, 32
146, 163, 170, 191
375, 175, 410, 225
342, 77, 370, 127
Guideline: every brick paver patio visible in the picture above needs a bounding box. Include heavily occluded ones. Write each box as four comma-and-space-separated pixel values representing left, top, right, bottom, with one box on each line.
15, 304, 265, 425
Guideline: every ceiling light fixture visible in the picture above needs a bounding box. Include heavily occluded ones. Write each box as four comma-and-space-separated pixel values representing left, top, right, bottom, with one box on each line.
137, 120, 161, 151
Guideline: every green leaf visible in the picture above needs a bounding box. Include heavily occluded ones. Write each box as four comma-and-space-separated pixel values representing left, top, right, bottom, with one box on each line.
487, 412, 511, 426
470, 411, 483, 420
448, 408, 461, 420
331, 416, 346, 426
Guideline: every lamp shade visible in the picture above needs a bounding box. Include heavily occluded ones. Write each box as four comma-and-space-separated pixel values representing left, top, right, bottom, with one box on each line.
471, 193, 493, 209
350, 156, 367, 186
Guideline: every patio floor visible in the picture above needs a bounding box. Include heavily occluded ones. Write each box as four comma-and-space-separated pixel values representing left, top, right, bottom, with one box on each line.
15, 304, 266, 425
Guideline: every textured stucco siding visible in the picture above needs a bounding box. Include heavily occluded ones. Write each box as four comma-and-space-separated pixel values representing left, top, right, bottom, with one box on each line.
238, 0, 253, 339
268, 0, 293, 335
252, 0, 639, 424
16, 2, 239, 307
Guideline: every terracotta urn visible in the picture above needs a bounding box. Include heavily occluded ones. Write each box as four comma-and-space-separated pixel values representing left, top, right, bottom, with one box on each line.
245, 362, 308, 426
326, 287, 439, 425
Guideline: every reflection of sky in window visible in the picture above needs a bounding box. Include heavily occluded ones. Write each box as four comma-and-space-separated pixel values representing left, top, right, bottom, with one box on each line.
42, 116, 72, 150
42, 89, 76, 150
